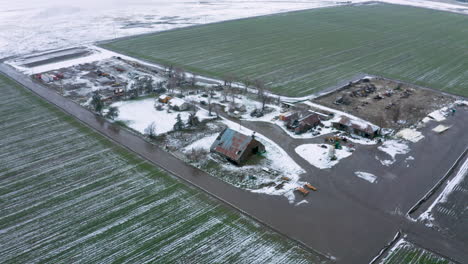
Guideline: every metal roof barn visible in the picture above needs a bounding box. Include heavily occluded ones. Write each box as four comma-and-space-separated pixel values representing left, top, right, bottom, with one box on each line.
210, 128, 265, 165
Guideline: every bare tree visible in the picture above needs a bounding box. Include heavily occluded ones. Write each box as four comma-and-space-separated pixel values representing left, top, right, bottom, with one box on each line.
168, 76, 177, 94
208, 90, 213, 116
230, 86, 236, 103
243, 77, 253, 94
189, 75, 197, 89
174, 67, 186, 87
223, 73, 235, 87
221, 86, 230, 103
186, 111, 200, 127
144, 122, 157, 139
105, 106, 119, 120
254, 79, 269, 111
165, 64, 174, 78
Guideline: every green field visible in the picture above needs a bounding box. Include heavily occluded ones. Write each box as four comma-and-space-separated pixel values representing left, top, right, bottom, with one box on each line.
102, 4, 468, 97
380, 240, 453, 264
0, 74, 328, 263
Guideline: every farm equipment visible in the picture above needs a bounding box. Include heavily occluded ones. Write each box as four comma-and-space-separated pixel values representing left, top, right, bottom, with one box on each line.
96, 70, 110, 77
325, 136, 341, 143
296, 187, 309, 196
304, 183, 317, 191
334, 141, 342, 150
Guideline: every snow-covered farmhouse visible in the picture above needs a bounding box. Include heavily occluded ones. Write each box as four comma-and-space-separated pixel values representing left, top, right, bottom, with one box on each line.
168, 98, 190, 111
210, 128, 265, 165
332, 116, 380, 138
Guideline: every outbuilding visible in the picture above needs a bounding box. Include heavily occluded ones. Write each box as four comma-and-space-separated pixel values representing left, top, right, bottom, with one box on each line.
332, 116, 380, 138
294, 113, 321, 134
210, 128, 265, 165
168, 98, 190, 111
158, 94, 172, 103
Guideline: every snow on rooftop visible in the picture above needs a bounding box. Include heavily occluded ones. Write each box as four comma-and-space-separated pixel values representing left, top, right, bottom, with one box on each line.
168, 97, 187, 107
428, 107, 448, 122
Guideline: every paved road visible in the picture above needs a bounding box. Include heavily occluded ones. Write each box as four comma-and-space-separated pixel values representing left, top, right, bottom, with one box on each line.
2, 63, 468, 263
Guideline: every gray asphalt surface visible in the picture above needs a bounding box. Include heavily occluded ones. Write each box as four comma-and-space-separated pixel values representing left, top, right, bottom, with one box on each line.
2, 63, 467, 263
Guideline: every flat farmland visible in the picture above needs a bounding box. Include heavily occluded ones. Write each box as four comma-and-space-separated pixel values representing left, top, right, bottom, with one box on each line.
380, 240, 453, 264
0, 75, 327, 264
102, 4, 468, 97
421, 157, 468, 245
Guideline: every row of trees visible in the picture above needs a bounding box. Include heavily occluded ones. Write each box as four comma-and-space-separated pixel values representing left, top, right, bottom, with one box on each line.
162, 64, 273, 112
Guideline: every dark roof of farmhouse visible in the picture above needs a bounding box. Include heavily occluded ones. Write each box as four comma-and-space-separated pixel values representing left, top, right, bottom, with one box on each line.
210, 128, 257, 161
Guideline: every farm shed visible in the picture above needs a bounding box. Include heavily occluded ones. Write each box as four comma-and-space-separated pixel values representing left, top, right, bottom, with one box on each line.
158, 94, 172, 103
279, 111, 299, 122
332, 116, 380, 138
168, 98, 190, 111
294, 113, 321, 134
210, 128, 265, 165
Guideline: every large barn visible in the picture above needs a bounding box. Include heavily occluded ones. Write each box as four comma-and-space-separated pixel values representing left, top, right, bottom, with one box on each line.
210, 128, 265, 165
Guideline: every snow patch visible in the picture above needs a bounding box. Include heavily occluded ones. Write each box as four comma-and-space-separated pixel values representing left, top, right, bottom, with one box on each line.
112, 98, 190, 135
354, 171, 377, 183
378, 140, 410, 160
295, 200, 309, 206
183, 134, 218, 152
295, 144, 353, 169
396, 128, 424, 143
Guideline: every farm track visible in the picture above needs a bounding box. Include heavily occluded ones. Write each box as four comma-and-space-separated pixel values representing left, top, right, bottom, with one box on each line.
0, 74, 328, 263
101, 3, 468, 97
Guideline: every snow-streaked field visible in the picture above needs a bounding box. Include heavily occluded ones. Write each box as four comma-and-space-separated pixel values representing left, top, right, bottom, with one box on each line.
0, 75, 328, 263
2, 0, 468, 60
417, 156, 468, 244
102, 3, 468, 97
379, 239, 454, 264
0, 0, 345, 60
